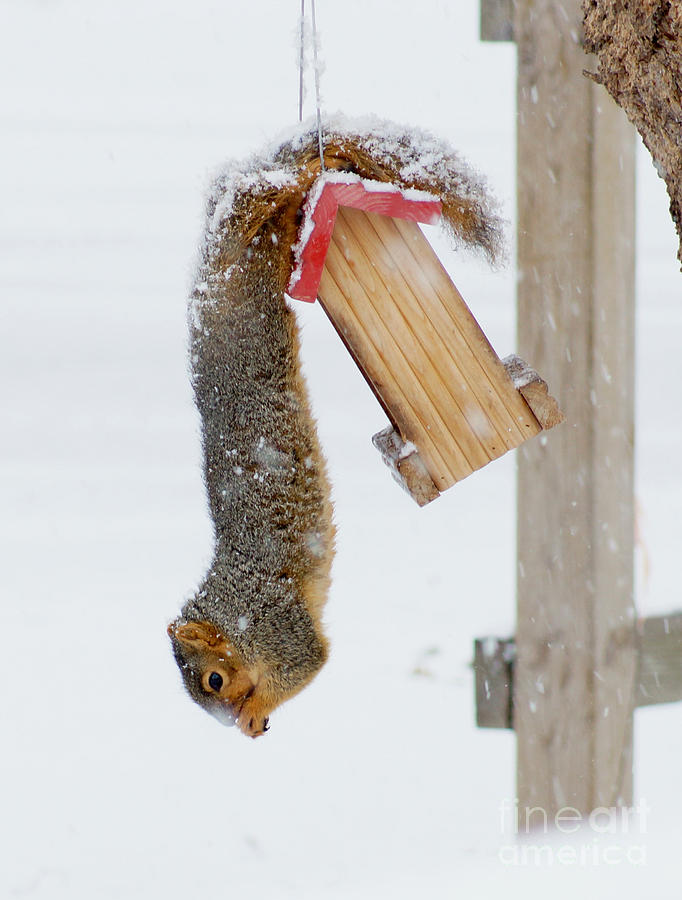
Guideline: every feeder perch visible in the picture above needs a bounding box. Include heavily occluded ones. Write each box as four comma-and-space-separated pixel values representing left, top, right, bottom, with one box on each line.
287, 176, 563, 505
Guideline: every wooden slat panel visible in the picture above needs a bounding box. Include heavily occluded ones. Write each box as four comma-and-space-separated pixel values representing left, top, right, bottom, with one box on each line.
319, 260, 468, 488
339, 207, 512, 463
333, 208, 493, 471
322, 245, 470, 485
386, 216, 541, 443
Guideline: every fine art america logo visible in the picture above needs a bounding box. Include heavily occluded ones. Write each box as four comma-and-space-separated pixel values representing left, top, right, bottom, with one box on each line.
498, 799, 649, 867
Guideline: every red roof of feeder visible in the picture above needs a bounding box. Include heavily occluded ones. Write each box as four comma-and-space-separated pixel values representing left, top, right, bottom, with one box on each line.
287, 177, 442, 303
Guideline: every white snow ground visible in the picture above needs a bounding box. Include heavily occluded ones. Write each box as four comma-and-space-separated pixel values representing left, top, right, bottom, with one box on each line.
1, 2, 680, 897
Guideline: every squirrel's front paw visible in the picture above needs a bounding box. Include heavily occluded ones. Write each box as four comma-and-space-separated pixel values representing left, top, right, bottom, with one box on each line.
236, 696, 271, 738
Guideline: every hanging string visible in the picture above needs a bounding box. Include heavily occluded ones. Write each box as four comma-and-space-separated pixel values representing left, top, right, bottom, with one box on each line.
297, 0, 325, 171
298, 0, 305, 123
310, 0, 325, 171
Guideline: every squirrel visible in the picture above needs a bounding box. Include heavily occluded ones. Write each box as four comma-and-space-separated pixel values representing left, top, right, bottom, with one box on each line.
168, 119, 503, 738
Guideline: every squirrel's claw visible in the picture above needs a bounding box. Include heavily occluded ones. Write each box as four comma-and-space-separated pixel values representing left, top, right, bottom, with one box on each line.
235, 695, 271, 738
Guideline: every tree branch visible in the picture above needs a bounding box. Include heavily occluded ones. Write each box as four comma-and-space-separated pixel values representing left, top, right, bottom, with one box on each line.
583, 0, 682, 269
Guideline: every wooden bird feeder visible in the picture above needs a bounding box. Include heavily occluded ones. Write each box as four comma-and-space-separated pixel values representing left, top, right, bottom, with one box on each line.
288, 175, 563, 505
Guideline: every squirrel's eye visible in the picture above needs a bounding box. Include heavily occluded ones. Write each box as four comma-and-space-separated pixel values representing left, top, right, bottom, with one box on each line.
208, 671, 223, 691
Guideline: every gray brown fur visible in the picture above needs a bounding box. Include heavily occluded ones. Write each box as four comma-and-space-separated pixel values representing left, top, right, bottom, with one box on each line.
169, 206, 334, 729
185, 233, 332, 666
168, 122, 502, 734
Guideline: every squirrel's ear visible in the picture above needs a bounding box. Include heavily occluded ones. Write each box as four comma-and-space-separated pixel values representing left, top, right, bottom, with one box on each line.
170, 621, 222, 650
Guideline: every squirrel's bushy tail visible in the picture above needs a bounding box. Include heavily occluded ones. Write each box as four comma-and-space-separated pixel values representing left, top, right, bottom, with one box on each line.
201, 116, 504, 290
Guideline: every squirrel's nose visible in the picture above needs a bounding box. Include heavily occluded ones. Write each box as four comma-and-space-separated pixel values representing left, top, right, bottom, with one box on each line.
210, 702, 236, 727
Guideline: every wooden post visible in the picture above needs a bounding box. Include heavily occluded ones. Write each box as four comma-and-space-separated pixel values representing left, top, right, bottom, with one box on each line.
480, 0, 514, 42
514, 0, 636, 814
473, 611, 682, 727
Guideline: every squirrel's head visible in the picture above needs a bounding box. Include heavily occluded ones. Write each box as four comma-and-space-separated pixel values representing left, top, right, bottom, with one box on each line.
167, 619, 268, 737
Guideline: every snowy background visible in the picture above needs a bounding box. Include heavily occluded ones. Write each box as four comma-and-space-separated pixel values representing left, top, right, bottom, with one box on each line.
2, 1, 680, 897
